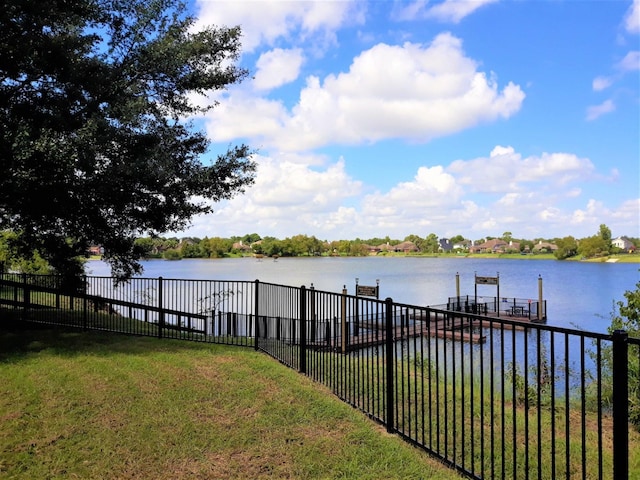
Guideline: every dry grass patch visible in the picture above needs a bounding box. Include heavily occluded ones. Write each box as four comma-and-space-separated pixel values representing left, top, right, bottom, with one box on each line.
0, 327, 460, 480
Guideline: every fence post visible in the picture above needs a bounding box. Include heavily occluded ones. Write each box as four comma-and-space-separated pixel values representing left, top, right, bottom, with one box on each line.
82, 275, 88, 330
158, 277, 164, 339
300, 285, 307, 374
612, 330, 629, 480
254, 280, 260, 351
354, 295, 359, 337
55, 274, 61, 309
310, 284, 316, 342
385, 297, 395, 433
341, 286, 347, 354
22, 273, 30, 321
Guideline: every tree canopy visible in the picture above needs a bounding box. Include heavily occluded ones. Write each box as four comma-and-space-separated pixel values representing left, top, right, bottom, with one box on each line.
0, 0, 255, 282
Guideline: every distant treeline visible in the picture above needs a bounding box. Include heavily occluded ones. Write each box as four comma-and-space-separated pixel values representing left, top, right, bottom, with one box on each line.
132, 225, 638, 261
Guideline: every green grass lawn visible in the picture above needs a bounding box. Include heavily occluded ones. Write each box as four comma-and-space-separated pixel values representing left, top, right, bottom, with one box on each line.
0, 322, 462, 480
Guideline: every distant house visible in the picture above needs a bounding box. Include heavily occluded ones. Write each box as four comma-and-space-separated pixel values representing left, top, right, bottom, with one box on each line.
469, 239, 521, 254
365, 243, 381, 254
370, 242, 394, 254
88, 245, 103, 256
505, 241, 521, 252
452, 240, 471, 251
611, 236, 635, 252
469, 239, 507, 254
177, 238, 197, 250
232, 240, 251, 252
379, 243, 394, 252
532, 241, 558, 252
438, 238, 476, 252
438, 238, 453, 252
393, 241, 419, 253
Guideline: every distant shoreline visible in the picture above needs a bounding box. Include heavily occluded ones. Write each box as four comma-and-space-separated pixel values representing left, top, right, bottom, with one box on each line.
90, 253, 640, 264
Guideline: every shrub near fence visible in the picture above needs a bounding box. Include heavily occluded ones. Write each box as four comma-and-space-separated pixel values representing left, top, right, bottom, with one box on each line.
0, 273, 637, 480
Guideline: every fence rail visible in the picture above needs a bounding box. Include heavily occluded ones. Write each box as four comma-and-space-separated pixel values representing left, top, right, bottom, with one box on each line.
0, 273, 635, 480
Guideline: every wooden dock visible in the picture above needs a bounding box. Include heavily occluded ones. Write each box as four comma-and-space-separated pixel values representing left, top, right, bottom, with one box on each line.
410, 311, 537, 331
308, 317, 487, 353
303, 305, 550, 353
305, 307, 549, 353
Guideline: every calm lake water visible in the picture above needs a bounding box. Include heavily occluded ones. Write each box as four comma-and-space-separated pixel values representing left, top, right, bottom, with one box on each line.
85, 256, 639, 334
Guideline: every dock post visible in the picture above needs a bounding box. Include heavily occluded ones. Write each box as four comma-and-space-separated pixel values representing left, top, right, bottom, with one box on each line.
538, 275, 543, 321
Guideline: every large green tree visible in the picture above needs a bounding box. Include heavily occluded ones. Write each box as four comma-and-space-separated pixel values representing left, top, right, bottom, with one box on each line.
578, 235, 609, 258
599, 224, 612, 243
0, 0, 255, 282
554, 235, 578, 260
423, 233, 439, 253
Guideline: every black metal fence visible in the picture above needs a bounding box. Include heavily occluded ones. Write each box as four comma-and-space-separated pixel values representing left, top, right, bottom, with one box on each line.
1, 273, 637, 480
0, 273, 257, 346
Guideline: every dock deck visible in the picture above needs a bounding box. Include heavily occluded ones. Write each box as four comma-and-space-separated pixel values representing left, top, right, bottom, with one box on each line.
308, 318, 486, 353
307, 310, 543, 353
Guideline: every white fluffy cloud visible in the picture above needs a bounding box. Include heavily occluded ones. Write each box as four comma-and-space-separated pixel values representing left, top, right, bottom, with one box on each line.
180, 2, 637, 242
205, 33, 525, 151
177, 146, 624, 241
362, 166, 463, 215
587, 3, 638, 117
618, 50, 640, 71
183, 154, 363, 237
250, 156, 360, 208
586, 99, 616, 121
394, 0, 499, 23
625, 0, 640, 33
447, 146, 595, 193
203, 94, 289, 141
570, 198, 640, 232
194, 0, 364, 53
253, 48, 305, 91
592, 76, 612, 91
571, 199, 606, 226
613, 198, 640, 228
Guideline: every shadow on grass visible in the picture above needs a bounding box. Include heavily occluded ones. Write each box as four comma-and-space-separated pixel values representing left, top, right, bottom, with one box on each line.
0, 314, 228, 362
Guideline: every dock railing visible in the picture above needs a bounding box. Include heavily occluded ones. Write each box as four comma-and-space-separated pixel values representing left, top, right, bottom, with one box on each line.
0, 273, 635, 480
443, 295, 547, 321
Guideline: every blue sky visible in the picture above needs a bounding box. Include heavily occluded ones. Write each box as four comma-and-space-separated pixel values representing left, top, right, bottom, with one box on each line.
178, 0, 639, 242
